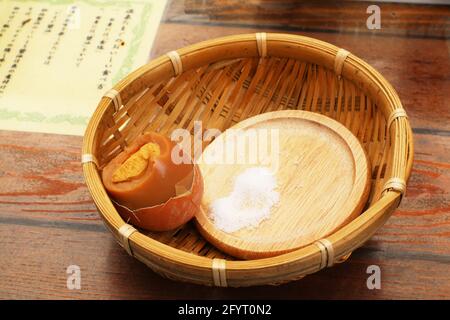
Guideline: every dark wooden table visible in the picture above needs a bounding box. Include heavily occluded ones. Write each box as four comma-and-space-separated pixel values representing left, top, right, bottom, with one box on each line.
1, 0, 449, 299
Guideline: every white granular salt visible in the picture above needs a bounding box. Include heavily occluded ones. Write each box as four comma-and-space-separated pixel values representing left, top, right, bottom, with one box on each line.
210, 167, 280, 233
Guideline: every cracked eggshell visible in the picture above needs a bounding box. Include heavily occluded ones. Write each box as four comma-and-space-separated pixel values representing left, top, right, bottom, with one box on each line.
114, 164, 204, 231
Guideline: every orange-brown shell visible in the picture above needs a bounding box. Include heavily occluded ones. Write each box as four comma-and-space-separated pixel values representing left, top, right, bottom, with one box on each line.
113, 165, 203, 231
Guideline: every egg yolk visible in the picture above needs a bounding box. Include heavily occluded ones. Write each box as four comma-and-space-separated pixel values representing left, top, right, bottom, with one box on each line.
112, 142, 160, 183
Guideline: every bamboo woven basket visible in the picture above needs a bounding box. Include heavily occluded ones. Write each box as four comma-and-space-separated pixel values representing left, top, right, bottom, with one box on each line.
82, 33, 413, 287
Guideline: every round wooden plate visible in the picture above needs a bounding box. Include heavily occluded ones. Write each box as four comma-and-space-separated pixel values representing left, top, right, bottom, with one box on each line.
195, 110, 371, 259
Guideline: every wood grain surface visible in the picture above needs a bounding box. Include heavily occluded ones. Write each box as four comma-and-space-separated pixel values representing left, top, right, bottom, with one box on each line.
0, 0, 449, 299
196, 111, 370, 259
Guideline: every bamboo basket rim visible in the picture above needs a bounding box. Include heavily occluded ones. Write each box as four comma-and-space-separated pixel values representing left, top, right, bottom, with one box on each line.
82, 33, 414, 278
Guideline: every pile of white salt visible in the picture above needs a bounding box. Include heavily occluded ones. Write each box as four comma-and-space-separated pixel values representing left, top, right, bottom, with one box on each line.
210, 167, 280, 233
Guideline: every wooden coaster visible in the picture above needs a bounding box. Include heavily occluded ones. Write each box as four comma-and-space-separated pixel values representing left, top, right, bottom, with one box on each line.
195, 110, 371, 259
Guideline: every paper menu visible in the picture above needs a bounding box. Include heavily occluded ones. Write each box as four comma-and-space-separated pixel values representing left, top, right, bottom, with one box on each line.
0, 0, 167, 136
